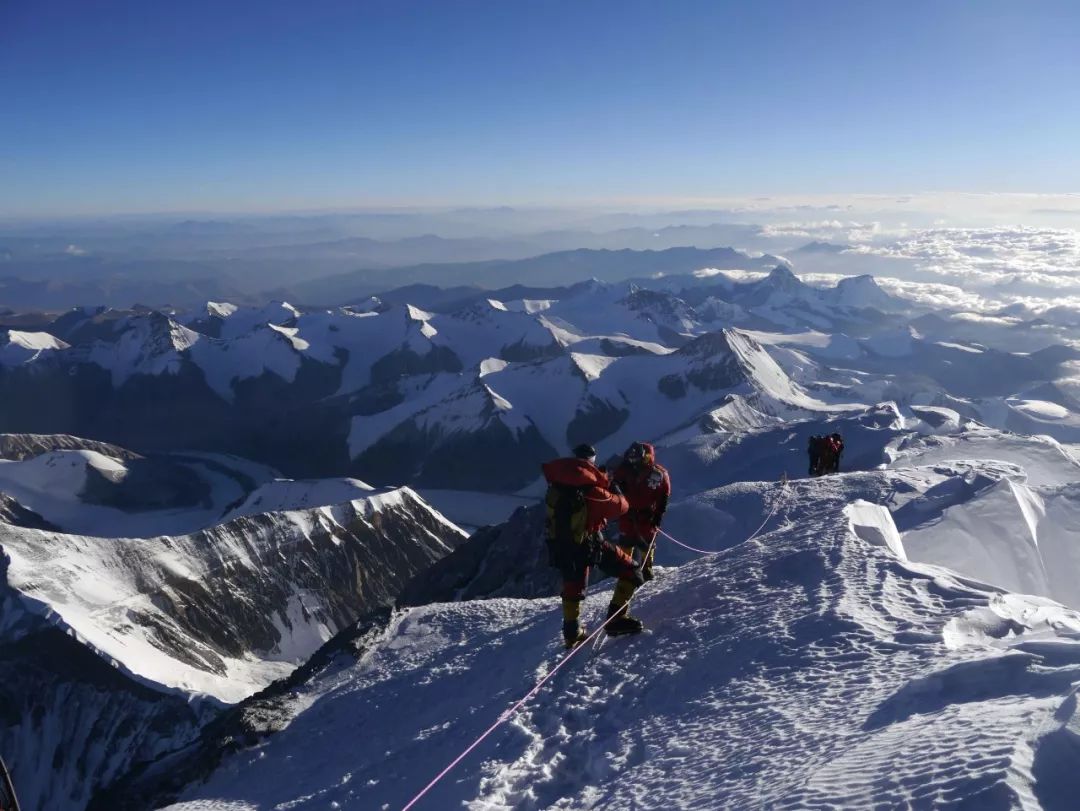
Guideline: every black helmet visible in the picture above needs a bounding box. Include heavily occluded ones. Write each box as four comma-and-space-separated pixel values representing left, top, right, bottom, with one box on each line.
572, 443, 597, 461
625, 441, 650, 465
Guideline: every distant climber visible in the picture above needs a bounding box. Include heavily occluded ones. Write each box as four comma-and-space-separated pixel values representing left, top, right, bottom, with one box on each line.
809, 432, 844, 476
613, 441, 670, 587
543, 443, 643, 648
825, 432, 844, 474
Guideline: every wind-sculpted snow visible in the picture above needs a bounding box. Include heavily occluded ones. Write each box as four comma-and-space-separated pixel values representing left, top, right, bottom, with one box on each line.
146, 470, 1080, 810
886, 426, 1080, 487
899, 466, 1080, 610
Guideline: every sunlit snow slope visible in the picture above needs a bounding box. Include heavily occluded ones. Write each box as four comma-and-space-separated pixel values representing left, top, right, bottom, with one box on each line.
158, 469, 1080, 810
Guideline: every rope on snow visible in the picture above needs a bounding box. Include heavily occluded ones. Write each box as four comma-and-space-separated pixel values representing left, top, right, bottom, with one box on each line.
660, 477, 788, 555
399, 480, 788, 809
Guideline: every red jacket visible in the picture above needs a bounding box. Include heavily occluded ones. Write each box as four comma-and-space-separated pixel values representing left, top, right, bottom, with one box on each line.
541, 457, 628, 533
613, 459, 671, 538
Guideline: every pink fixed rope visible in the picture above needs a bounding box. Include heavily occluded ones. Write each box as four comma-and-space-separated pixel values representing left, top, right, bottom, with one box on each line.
658, 485, 786, 556
400, 599, 626, 810
658, 528, 722, 555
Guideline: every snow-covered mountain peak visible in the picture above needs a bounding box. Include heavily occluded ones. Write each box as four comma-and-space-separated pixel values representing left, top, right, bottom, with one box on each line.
619, 287, 698, 331
569, 351, 618, 382
764, 262, 802, 288
0, 328, 69, 366
130, 310, 201, 350
834, 273, 897, 310
205, 301, 238, 319
405, 303, 435, 322
83, 312, 201, 385
674, 327, 745, 360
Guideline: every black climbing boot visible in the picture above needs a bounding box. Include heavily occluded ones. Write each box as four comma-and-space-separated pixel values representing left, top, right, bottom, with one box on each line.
562, 620, 587, 649
605, 604, 644, 637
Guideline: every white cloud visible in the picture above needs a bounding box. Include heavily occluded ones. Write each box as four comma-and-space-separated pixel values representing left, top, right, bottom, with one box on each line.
826, 226, 1080, 315
758, 220, 883, 244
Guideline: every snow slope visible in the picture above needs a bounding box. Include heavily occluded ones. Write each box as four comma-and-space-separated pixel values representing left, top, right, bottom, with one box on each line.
0, 329, 69, 365
156, 470, 1080, 810
0, 446, 280, 537
886, 426, 1080, 487
0, 486, 464, 703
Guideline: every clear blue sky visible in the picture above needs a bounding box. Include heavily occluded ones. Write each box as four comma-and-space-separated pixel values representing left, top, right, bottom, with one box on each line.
2, 0, 1079, 215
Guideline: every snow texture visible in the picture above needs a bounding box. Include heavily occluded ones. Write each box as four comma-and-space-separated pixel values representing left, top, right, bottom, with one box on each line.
164, 468, 1080, 810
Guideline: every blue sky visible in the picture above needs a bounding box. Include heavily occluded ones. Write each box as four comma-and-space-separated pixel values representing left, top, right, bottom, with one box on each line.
2, 0, 1079, 215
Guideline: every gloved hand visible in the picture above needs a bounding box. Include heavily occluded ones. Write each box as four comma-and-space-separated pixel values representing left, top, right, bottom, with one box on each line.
609, 481, 623, 496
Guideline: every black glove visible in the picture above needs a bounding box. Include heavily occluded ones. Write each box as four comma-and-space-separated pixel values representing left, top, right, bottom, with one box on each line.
609, 481, 623, 496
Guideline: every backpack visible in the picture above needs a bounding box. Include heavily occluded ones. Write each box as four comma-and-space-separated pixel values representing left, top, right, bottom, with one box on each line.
544, 483, 589, 569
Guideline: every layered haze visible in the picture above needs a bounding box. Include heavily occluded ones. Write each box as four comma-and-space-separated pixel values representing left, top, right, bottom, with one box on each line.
3, 194, 1080, 318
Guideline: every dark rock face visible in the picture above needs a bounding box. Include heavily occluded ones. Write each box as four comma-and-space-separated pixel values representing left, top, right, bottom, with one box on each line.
0, 433, 138, 462
0, 494, 56, 531
79, 456, 213, 511
399, 505, 561, 604
599, 338, 655, 357
134, 494, 459, 661
0, 628, 206, 811
0, 359, 355, 479
354, 419, 558, 493
567, 395, 630, 448
499, 337, 563, 363
370, 345, 463, 383
658, 373, 688, 399
658, 331, 749, 399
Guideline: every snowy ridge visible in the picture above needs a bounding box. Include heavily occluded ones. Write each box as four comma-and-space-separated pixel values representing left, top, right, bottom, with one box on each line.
0, 329, 69, 366
84, 313, 202, 386
0, 486, 465, 703
156, 467, 1080, 810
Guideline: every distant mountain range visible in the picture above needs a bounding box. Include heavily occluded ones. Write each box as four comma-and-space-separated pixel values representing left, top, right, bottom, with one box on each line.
4, 267, 1079, 494
0, 244, 784, 310
280, 246, 784, 305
